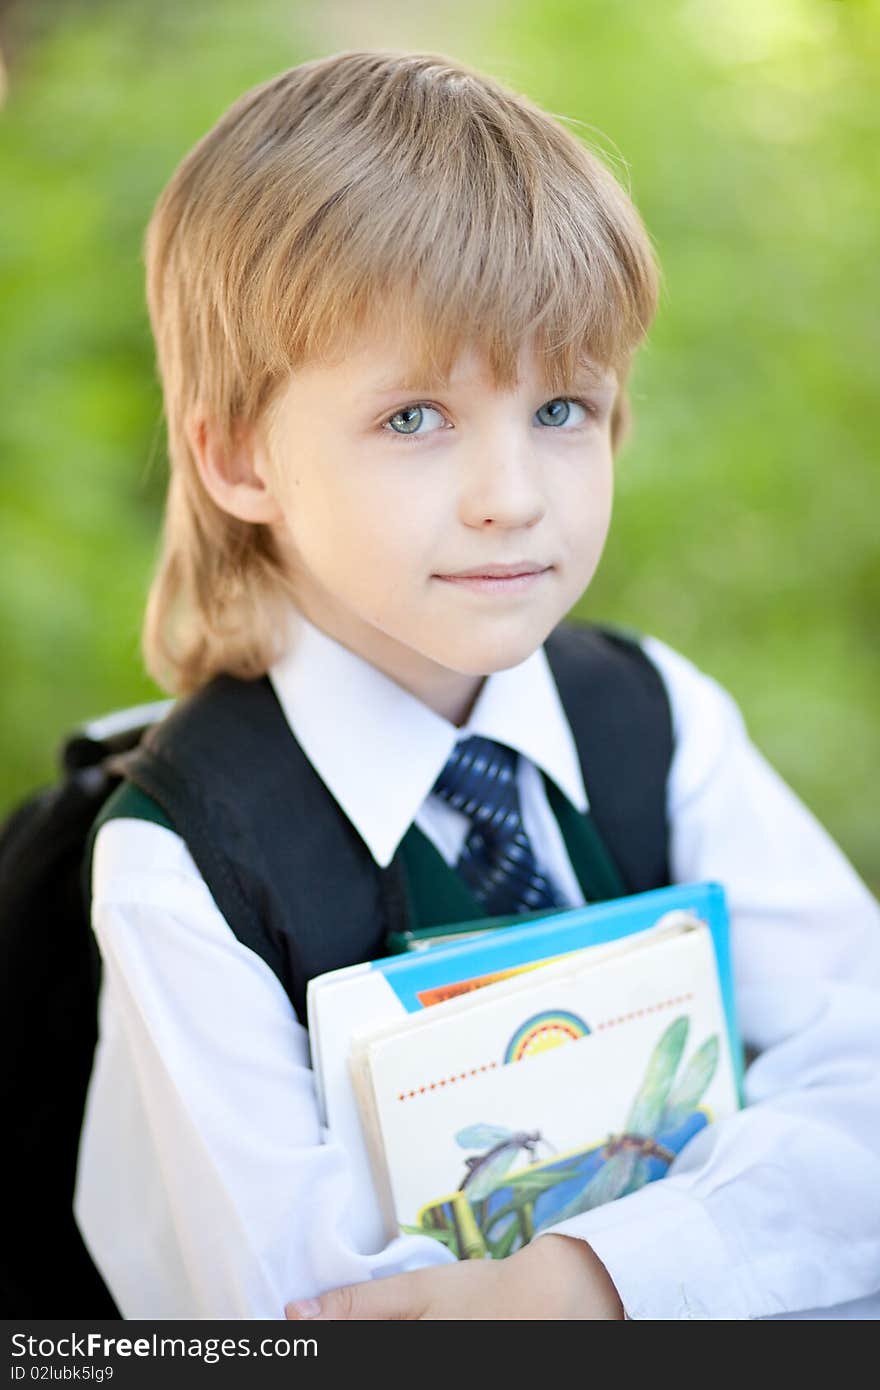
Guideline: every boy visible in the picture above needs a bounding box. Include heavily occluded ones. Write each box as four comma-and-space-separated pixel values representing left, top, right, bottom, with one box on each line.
75, 49, 880, 1320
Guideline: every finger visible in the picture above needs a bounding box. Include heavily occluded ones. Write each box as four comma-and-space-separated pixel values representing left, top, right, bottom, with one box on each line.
286, 1272, 427, 1321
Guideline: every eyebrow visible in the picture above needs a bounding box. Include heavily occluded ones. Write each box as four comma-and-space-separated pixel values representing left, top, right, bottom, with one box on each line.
369, 380, 439, 397
366, 370, 616, 399
364, 375, 453, 397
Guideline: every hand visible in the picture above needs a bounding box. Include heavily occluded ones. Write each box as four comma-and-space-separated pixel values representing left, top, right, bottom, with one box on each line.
285, 1233, 625, 1320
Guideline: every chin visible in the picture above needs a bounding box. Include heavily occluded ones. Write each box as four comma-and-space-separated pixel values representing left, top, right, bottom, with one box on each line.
433, 622, 550, 675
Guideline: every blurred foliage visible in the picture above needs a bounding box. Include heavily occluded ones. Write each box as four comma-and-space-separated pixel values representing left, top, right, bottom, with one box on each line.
1, 0, 877, 880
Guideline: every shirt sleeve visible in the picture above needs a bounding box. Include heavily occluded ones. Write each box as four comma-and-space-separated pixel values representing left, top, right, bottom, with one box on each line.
74, 818, 455, 1320
534, 635, 880, 1320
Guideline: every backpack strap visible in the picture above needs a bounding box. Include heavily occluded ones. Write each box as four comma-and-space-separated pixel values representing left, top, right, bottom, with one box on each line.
543, 621, 672, 893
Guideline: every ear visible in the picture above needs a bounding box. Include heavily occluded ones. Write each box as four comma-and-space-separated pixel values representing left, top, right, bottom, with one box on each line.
185, 411, 284, 525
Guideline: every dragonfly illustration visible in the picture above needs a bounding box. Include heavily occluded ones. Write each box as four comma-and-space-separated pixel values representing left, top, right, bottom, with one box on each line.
455, 1124, 555, 1203
538, 1015, 720, 1225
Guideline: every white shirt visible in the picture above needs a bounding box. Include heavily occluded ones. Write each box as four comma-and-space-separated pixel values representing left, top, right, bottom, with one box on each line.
74, 612, 880, 1320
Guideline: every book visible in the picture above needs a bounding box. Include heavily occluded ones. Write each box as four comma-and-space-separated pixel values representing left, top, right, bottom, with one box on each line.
306, 881, 743, 1257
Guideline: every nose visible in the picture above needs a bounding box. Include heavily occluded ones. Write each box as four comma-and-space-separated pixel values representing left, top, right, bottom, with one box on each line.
457, 425, 547, 530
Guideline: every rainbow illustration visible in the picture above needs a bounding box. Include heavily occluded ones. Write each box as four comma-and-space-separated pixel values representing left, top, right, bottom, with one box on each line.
504, 1009, 590, 1063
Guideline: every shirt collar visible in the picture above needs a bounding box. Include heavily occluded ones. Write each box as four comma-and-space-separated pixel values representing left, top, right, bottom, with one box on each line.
268, 608, 589, 867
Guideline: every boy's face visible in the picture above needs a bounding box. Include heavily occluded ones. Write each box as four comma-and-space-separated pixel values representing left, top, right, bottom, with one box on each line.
259, 324, 617, 725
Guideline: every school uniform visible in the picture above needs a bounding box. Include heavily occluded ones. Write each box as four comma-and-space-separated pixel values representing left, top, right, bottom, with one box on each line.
74, 607, 880, 1320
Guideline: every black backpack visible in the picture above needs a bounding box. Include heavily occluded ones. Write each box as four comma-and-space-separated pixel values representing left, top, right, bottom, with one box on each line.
0, 621, 673, 1318
0, 700, 171, 1318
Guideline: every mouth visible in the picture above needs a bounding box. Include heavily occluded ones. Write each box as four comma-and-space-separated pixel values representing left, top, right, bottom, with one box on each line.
437, 561, 550, 579
433, 565, 552, 595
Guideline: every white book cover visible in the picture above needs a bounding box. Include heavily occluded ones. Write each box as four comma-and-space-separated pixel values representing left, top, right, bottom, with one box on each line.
348, 916, 738, 1259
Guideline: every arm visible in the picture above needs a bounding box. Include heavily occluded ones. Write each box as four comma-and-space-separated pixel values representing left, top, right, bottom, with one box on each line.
531, 636, 880, 1320
74, 817, 454, 1319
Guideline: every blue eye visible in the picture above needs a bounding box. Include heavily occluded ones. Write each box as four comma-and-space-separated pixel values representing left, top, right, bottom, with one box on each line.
382, 396, 593, 441
535, 398, 590, 427
384, 404, 446, 437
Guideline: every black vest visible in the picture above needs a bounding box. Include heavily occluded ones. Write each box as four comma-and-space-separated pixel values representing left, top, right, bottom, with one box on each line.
94, 620, 673, 1022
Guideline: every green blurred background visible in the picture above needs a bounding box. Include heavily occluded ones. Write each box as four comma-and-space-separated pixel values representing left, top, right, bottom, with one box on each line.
1, 0, 877, 883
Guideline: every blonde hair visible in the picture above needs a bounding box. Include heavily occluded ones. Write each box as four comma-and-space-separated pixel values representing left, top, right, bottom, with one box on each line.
143, 49, 660, 694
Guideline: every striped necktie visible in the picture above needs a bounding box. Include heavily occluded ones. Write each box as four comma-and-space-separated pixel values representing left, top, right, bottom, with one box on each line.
430, 734, 567, 916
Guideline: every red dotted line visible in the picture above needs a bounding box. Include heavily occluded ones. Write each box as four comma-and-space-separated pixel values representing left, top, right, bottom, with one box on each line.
394, 994, 694, 1102
397, 1060, 498, 1103
595, 992, 694, 1031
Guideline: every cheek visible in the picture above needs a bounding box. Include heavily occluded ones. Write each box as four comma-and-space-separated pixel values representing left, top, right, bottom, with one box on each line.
277, 462, 427, 576
562, 453, 613, 541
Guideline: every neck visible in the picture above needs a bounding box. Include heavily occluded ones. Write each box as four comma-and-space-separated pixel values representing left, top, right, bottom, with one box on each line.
289, 596, 487, 727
